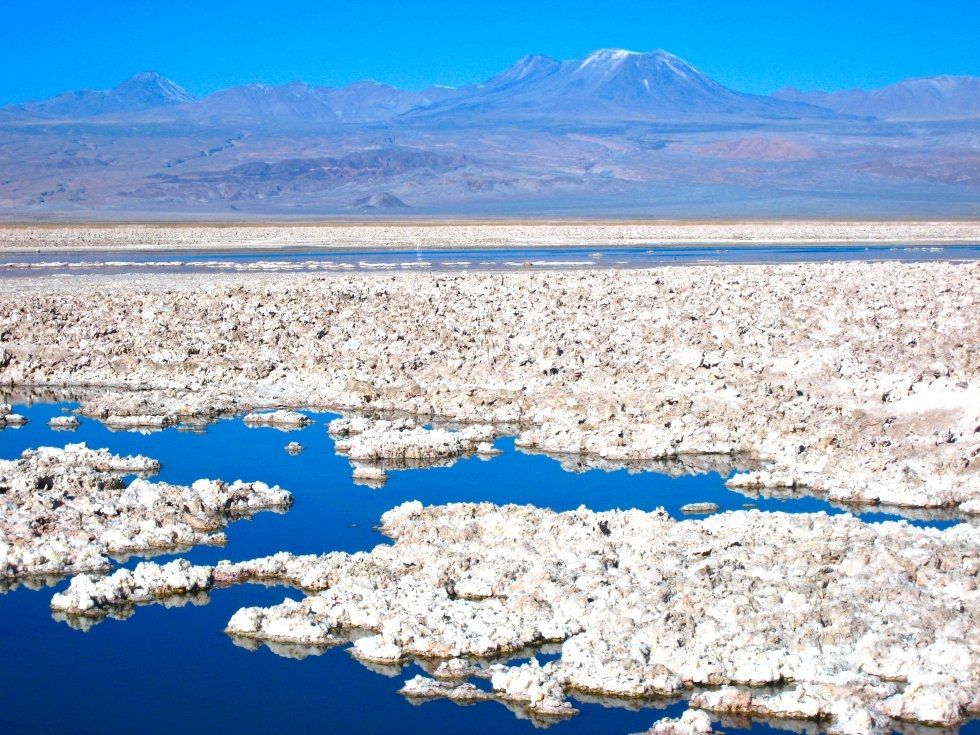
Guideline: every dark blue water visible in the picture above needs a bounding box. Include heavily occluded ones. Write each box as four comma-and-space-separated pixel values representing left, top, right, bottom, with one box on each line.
3, 242, 978, 277
0, 401, 973, 734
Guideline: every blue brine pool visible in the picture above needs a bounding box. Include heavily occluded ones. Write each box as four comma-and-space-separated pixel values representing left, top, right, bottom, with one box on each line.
0, 400, 974, 735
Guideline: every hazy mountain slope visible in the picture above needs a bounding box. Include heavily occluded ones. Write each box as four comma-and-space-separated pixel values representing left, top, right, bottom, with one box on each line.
124, 147, 472, 203
180, 81, 443, 124
7, 72, 194, 118
320, 81, 434, 122
774, 76, 980, 120
178, 82, 342, 125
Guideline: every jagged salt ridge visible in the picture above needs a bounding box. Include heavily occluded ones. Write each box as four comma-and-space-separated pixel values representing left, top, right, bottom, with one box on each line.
0, 443, 291, 578
1, 262, 977, 511
51, 502, 980, 732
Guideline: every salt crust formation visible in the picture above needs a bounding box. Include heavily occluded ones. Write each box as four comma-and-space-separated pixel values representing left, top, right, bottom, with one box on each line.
631, 710, 717, 735
0, 403, 27, 428
329, 417, 499, 482
0, 443, 291, 578
48, 415, 80, 429
2, 221, 978, 251
351, 465, 387, 484
50, 558, 212, 615
679, 502, 720, 514
520, 449, 754, 479
242, 409, 313, 428
2, 262, 977, 511
50, 501, 980, 733
329, 416, 497, 462
102, 413, 176, 430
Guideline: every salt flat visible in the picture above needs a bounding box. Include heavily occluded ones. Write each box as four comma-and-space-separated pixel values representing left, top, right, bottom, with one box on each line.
1, 260, 977, 513
0, 220, 978, 251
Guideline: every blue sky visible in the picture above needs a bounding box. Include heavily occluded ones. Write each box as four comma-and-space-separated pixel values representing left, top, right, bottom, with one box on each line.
1, 0, 978, 104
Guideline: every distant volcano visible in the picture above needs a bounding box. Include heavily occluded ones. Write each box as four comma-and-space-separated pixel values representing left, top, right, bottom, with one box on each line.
10, 71, 194, 118
404, 49, 833, 122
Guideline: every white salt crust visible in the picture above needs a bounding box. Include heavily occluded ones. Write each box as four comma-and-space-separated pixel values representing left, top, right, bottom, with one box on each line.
50, 501, 980, 733
2, 263, 976, 511
0, 443, 291, 578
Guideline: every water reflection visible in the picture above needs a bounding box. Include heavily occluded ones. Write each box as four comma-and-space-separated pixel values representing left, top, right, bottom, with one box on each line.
517, 446, 761, 478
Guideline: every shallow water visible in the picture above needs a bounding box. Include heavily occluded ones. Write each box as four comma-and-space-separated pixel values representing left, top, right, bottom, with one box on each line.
0, 401, 974, 734
2, 242, 979, 277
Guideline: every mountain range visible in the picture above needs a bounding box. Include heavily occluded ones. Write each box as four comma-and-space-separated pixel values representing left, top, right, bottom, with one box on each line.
0, 49, 977, 216
774, 76, 980, 120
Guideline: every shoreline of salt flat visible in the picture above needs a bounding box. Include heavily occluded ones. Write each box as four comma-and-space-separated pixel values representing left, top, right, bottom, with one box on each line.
0, 220, 978, 252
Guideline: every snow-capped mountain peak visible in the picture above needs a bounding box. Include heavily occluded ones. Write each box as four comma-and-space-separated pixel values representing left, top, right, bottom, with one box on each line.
577, 48, 643, 68
112, 71, 196, 105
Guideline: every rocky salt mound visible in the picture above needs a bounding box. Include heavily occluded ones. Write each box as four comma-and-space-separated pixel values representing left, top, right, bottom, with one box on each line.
51, 550, 339, 624
52, 502, 979, 733
635, 710, 718, 735
24, 442, 161, 474
351, 465, 387, 485
399, 660, 578, 722
48, 415, 80, 430
243, 410, 313, 428
51, 558, 213, 618
1, 262, 976, 511
329, 416, 498, 479
81, 390, 237, 428
727, 451, 980, 514
0, 443, 292, 578
0, 403, 28, 428
102, 414, 177, 430
520, 449, 753, 478
679, 502, 719, 514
